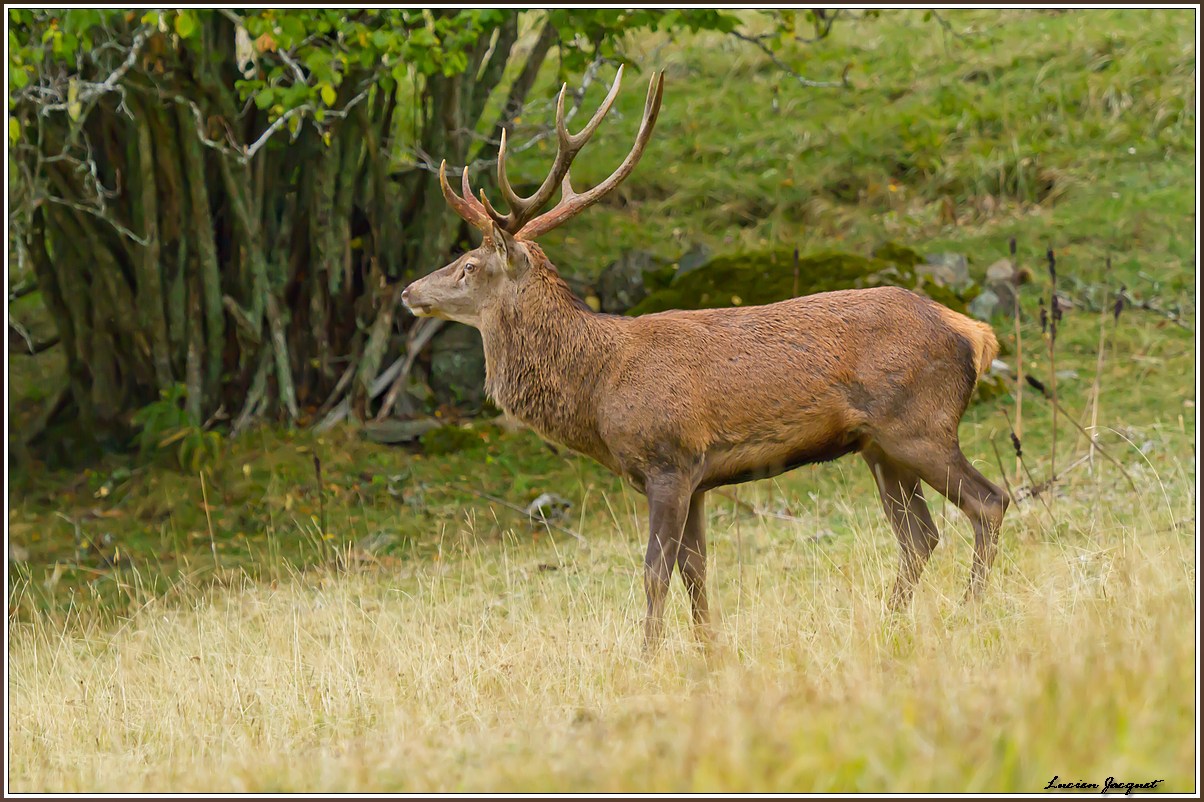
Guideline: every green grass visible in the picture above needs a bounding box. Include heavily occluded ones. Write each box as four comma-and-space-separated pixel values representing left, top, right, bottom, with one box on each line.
7, 8, 1197, 793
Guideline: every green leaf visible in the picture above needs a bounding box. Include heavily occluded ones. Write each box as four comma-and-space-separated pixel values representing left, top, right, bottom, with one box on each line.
409, 27, 438, 48
278, 14, 305, 44
253, 87, 276, 110
319, 82, 336, 106
9, 117, 20, 145
304, 49, 335, 84
174, 10, 197, 40
66, 78, 81, 121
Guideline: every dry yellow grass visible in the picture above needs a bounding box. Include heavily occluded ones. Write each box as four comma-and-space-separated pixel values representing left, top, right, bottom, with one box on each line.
8, 457, 1195, 793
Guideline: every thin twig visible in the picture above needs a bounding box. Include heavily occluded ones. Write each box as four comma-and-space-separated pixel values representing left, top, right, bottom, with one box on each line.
728, 30, 849, 89
200, 471, 218, 570
1023, 379, 1139, 493
989, 437, 1019, 506
1087, 257, 1112, 468
450, 484, 587, 544
408, 57, 607, 177
713, 488, 812, 526
929, 10, 970, 41
1017, 452, 1091, 501
1119, 288, 1191, 330
1010, 237, 1024, 486
1001, 408, 1055, 520
40, 193, 151, 245
1045, 247, 1059, 512
8, 280, 38, 301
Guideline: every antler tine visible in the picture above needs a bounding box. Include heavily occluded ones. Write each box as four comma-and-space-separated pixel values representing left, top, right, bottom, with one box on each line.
494, 65, 627, 233
460, 165, 486, 215
559, 63, 625, 150
477, 189, 508, 231
517, 70, 664, 241
440, 160, 492, 232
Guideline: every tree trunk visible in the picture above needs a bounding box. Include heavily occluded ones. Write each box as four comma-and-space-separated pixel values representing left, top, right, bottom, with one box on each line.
12, 10, 573, 454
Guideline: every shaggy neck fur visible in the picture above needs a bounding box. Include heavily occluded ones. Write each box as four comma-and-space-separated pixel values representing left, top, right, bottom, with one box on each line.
478, 243, 622, 462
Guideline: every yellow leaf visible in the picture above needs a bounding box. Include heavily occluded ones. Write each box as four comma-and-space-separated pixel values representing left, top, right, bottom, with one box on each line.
320, 83, 336, 106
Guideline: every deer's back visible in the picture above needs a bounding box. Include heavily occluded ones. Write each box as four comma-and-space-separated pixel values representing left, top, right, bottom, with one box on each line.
599, 286, 979, 489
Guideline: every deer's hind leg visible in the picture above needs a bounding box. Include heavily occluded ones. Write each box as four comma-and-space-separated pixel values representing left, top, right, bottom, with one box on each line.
873, 436, 1008, 603
863, 446, 942, 611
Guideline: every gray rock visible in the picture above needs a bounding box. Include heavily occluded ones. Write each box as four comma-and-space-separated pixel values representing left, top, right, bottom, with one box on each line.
364, 417, 442, 444
597, 250, 663, 313
675, 242, 713, 277
526, 492, 573, 526
920, 252, 970, 289
981, 258, 1020, 317
429, 323, 486, 409
985, 257, 1017, 284
968, 288, 1002, 321
356, 530, 397, 554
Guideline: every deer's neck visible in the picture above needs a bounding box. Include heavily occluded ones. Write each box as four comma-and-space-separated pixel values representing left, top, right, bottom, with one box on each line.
479, 259, 621, 464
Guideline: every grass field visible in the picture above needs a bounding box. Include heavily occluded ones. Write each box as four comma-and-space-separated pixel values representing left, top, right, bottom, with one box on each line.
6, 9, 1198, 793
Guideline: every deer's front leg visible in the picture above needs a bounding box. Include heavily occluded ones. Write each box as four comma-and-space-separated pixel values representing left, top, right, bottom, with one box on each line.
643, 475, 693, 654
677, 491, 713, 646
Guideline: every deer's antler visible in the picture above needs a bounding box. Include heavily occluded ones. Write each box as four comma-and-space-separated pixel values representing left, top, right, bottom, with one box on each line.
439, 66, 665, 241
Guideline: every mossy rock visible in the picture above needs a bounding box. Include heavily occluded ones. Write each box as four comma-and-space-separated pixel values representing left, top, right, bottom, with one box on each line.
626, 242, 974, 316
419, 424, 482, 456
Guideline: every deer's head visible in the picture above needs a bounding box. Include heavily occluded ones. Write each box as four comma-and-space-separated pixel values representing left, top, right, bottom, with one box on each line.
402, 65, 664, 327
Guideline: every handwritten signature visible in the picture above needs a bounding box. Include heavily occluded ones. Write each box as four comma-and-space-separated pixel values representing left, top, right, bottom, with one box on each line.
1045, 776, 1164, 795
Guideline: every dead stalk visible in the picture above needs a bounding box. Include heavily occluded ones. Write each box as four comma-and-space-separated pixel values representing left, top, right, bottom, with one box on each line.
1010, 237, 1024, 486
1002, 408, 1055, 522
1086, 256, 1112, 469
1045, 247, 1059, 510
200, 470, 218, 570
989, 435, 1018, 507
1025, 382, 1139, 493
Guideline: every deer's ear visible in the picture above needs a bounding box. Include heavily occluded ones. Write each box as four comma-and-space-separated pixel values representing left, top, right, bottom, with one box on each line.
489, 222, 528, 278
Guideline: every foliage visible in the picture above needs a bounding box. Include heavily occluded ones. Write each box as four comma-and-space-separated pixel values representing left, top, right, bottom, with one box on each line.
130, 384, 222, 472
6, 8, 779, 458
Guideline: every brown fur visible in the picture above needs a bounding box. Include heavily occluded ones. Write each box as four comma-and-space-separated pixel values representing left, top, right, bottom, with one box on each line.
475, 249, 984, 494
936, 305, 1000, 378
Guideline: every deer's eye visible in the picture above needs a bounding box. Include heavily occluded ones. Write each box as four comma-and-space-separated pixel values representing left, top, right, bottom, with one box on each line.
463, 262, 478, 275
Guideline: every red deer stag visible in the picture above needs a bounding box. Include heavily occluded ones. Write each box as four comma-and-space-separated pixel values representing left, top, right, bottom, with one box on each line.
402, 67, 1008, 652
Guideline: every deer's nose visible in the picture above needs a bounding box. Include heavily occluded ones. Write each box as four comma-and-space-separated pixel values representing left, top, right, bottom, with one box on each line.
401, 285, 412, 306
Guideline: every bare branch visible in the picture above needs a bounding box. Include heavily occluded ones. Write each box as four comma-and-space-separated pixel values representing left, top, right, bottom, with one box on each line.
406, 55, 609, 177
276, 48, 310, 87
8, 320, 60, 355
9, 280, 39, 301
40, 193, 151, 246
728, 29, 849, 89
243, 104, 312, 161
